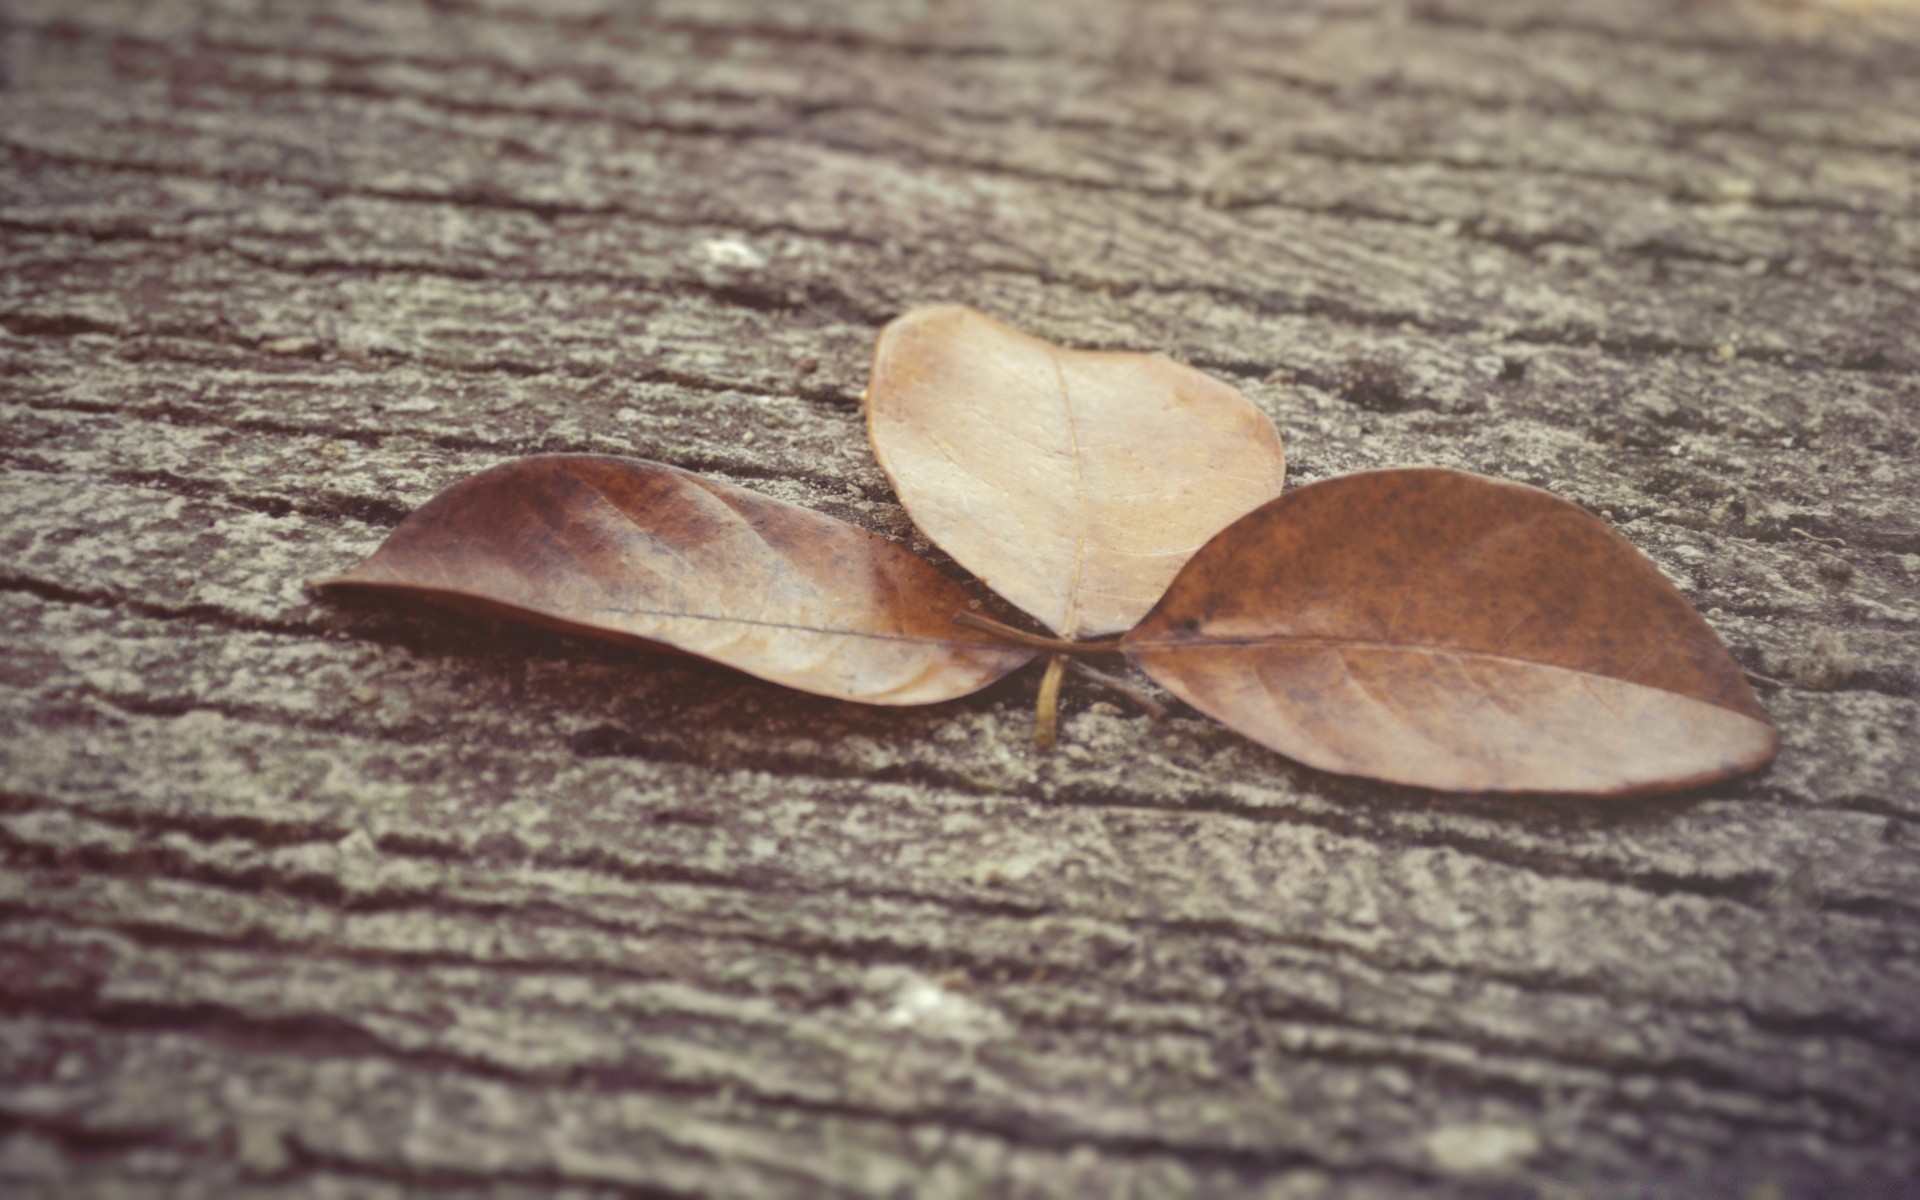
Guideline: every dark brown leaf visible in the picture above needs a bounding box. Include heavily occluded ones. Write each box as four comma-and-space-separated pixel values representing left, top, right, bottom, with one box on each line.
1123, 468, 1778, 794
314, 455, 1033, 704
867, 305, 1285, 639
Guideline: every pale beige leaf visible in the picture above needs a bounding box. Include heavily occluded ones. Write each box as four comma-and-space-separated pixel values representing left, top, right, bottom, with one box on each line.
867, 305, 1285, 639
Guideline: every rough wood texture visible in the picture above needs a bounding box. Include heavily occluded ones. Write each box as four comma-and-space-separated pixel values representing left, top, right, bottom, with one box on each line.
3, 0, 1918, 1195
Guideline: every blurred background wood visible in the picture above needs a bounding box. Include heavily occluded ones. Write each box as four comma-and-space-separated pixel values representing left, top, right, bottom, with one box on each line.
3, 0, 1917, 1195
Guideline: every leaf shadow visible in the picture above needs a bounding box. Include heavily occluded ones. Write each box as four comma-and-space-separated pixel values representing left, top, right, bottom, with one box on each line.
319, 590, 1764, 830
1271, 749, 1751, 834
317, 588, 1046, 775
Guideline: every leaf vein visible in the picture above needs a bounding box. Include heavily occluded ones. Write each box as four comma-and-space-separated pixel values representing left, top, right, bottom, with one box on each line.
1053, 349, 1089, 637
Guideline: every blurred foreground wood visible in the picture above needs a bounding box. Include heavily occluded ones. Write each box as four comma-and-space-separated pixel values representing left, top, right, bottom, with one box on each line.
3, 0, 1918, 1195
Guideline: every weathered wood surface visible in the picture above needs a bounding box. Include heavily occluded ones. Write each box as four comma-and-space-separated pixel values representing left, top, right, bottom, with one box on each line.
3, 0, 1919, 1195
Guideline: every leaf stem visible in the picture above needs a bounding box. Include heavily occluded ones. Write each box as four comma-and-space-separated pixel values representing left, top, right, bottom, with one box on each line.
951, 610, 1122, 656
1790, 528, 1846, 549
1068, 660, 1169, 720
1034, 654, 1067, 749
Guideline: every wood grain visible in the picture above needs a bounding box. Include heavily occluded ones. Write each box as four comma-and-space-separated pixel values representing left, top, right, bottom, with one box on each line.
3, 0, 1918, 1195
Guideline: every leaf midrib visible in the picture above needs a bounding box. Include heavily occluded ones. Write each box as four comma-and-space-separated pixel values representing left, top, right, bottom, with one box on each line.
327, 580, 1026, 651
1127, 632, 1758, 715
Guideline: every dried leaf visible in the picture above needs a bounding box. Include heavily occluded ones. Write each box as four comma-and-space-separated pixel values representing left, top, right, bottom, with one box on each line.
867, 305, 1285, 639
314, 455, 1033, 704
1124, 468, 1778, 794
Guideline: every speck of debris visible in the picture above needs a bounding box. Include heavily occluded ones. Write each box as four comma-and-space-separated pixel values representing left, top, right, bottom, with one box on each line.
1423, 1122, 1541, 1174
699, 237, 768, 270
869, 968, 1008, 1044
1789, 630, 1855, 690
235, 1119, 292, 1177
1712, 176, 1756, 202
1340, 357, 1415, 413
1816, 555, 1854, 585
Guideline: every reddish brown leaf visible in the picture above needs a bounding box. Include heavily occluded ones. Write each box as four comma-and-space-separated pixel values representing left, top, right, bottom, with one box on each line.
1123, 468, 1778, 795
867, 305, 1285, 639
313, 455, 1033, 704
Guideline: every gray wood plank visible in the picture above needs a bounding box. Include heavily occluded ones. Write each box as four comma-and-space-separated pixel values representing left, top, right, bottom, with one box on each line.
3, 0, 1917, 1195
